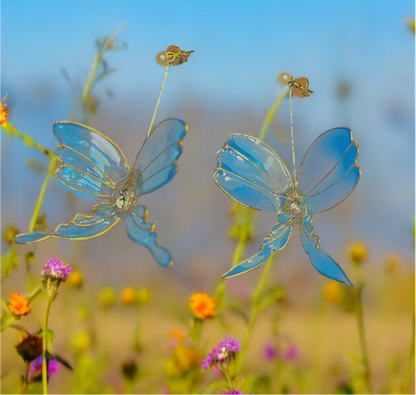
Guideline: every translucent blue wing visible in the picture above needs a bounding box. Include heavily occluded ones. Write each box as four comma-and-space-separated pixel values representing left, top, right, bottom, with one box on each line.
297, 128, 360, 213
223, 214, 293, 278
123, 206, 173, 268
14, 204, 120, 244
131, 118, 187, 196
300, 216, 352, 286
214, 134, 293, 213
54, 121, 130, 197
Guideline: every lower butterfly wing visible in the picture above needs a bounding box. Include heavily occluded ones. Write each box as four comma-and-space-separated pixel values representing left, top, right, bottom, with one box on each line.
14, 205, 120, 244
131, 119, 187, 196
297, 128, 360, 213
53, 122, 130, 198
223, 214, 292, 278
214, 134, 293, 213
123, 206, 173, 268
300, 216, 352, 286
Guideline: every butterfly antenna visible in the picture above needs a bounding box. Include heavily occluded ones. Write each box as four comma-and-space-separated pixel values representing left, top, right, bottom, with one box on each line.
289, 86, 297, 185
147, 63, 170, 137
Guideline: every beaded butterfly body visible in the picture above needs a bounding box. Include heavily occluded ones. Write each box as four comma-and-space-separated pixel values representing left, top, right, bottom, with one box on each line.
214, 127, 360, 285
15, 118, 187, 267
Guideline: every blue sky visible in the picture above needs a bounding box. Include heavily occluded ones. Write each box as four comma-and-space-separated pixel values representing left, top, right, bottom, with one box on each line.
1, 0, 414, 283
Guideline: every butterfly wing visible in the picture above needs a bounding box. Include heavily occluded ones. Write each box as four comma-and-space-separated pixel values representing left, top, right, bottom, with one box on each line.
223, 214, 292, 278
131, 118, 187, 196
14, 204, 120, 244
214, 134, 293, 213
123, 206, 173, 267
53, 121, 130, 198
297, 128, 360, 213
300, 216, 352, 286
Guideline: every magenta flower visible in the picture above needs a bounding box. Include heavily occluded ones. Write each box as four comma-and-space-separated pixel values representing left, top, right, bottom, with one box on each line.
282, 345, 299, 361
41, 258, 72, 281
263, 344, 277, 361
219, 390, 242, 394
201, 336, 240, 369
27, 356, 59, 382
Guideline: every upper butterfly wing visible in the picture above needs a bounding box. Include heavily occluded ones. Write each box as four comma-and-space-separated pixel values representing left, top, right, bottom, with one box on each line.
214, 134, 293, 213
131, 118, 187, 196
53, 121, 130, 197
297, 128, 360, 213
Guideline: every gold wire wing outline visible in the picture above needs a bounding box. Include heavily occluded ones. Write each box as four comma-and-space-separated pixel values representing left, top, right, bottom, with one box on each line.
70, 202, 119, 227
223, 217, 293, 279
296, 128, 361, 213
54, 120, 131, 197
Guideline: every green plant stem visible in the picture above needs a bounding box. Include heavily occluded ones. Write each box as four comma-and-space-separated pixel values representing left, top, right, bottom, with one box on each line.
1, 122, 54, 158
20, 361, 29, 394
258, 88, 288, 141
70, 50, 102, 121
28, 156, 56, 233
42, 296, 53, 395
237, 255, 274, 372
354, 280, 372, 394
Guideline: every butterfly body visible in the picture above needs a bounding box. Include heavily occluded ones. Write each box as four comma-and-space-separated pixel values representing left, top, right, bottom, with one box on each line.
15, 118, 187, 268
214, 129, 360, 285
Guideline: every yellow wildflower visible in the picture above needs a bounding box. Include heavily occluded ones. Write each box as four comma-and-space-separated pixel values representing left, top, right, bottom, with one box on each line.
348, 241, 367, 265
120, 287, 136, 306
164, 341, 200, 376
323, 281, 343, 304
189, 292, 216, 319
136, 286, 151, 306
70, 330, 91, 354
3, 225, 18, 244
66, 269, 84, 288
98, 286, 116, 308
8, 292, 31, 316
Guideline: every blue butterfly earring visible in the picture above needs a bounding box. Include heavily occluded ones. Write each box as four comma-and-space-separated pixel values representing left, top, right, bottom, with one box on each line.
15, 45, 194, 268
214, 73, 360, 286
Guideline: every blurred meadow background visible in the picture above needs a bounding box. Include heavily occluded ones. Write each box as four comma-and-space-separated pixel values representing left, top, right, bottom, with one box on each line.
1, 0, 415, 394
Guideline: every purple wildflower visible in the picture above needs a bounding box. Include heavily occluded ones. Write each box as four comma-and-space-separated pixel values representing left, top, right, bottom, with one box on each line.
263, 344, 277, 361
201, 336, 240, 369
27, 356, 59, 382
282, 345, 299, 361
219, 390, 242, 394
41, 258, 72, 281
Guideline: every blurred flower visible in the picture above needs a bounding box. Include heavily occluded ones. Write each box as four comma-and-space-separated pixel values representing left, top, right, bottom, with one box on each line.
282, 345, 299, 361
263, 344, 277, 361
3, 225, 18, 245
323, 281, 343, 304
41, 258, 72, 281
189, 292, 216, 319
348, 241, 367, 265
120, 286, 136, 306
66, 268, 84, 288
165, 332, 200, 377
14, 329, 42, 362
0, 95, 8, 125
384, 253, 400, 274
121, 358, 138, 381
201, 337, 240, 369
405, 17, 415, 35
136, 286, 151, 306
70, 330, 91, 355
8, 292, 31, 316
27, 356, 59, 382
220, 390, 242, 394
98, 286, 116, 308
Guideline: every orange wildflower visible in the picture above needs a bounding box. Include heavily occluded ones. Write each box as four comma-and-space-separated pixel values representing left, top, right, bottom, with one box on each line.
0, 95, 8, 125
189, 292, 215, 319
8, 292, 31, 316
